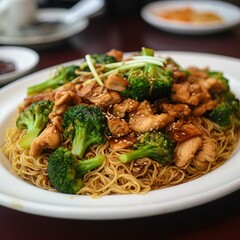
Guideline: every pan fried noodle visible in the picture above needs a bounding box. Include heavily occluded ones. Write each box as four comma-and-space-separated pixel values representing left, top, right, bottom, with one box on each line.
2, 48, 240, 197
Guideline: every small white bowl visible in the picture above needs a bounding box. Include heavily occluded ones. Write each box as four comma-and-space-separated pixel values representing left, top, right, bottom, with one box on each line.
0, 46, 39, 86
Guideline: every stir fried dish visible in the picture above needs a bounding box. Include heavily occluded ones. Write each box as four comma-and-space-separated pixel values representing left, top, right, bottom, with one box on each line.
2, 48, 240, 197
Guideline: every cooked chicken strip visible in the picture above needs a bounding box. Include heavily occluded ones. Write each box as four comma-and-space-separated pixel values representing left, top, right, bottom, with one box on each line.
107, 118, 131, 137
90, 91, 122, 108
171, 82, 210, 106
19, 92, 55, 112
199, 77, 225, 93
109, 134, 136, 150
192, 100, 217, 116
105, 74, 128, 92
106, 49, 123, 62
161, 103, 191, 119
29, 124, 61, 157
175, 136, 203, 168
77, 83, 122, 108
195, 137, 216, 167
49, 90, 81, 120
129, 101, 173, 132
172, 123, 203, 142
113, 98, 139, 118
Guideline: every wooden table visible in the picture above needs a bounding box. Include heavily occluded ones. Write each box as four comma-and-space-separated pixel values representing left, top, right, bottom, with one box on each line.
1, 11, 240, 240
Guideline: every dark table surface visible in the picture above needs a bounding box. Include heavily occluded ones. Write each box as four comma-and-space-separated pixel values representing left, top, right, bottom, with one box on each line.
1, 8, 240, 240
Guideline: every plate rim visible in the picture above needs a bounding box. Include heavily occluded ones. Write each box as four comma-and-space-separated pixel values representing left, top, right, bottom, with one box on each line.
0, 51, 240, 219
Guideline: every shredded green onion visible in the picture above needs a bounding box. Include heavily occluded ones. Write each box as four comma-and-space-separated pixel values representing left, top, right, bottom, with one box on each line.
132, 55, 165, 62
85, 54, 104, 86
104, 56, 165, 69
83, 54, 166, 86
102, 62, 145, 77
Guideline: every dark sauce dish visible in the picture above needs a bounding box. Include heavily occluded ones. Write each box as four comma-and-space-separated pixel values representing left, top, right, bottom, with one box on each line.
0, 60, 16, 75
0, 46, 39, 86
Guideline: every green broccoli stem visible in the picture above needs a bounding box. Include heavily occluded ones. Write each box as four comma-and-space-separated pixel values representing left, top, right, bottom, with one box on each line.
77, 155, 105, 177
72, 127, 88, 158
119, 145, 152, 163
232, 116, 240, 126
141, 47, 154, 57
19, 128, 41, 148
27, 78, 60, 95
141, 47, 158, 78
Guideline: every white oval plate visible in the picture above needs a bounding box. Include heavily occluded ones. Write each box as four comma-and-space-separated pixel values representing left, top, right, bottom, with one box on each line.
0, 8, 89, 48
0, 46, 39, 86
0, 51, 240, 220
141, 0, 240, 35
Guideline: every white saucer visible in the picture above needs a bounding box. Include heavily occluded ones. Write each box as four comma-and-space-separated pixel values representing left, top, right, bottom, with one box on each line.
141, 0, 240, 35
0, 8, 89, 48
0, 47, 39, 86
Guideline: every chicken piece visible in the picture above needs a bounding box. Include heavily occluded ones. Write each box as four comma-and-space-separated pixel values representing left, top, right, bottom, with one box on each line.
77, 82, 122, 108
172, 123, 203, 142
29, 124, 61, 157
113, 98, 139, 118
109, 134, 136, 150
171, 81, 211, 107
129, 101, 174, 132
161, 103, 191, 119
105, 74, 128, 92
54, 90, 80, 107
167, 118, 185, 133
187, 67, 209, 82
51, 115, 63, 132
49, 90, 81, 120
175, 136, 203, 168
194, 137, 216, 169
107, 118, 131, 137
171, 82, 191, 104
90, 90, 122, 108
172, 70, 187, 82
133, 100, 153, 115
188, 83, 210, 106
55, 82, 76, 92
76, 81, 98, 99
199, 77, 225, 93
18, 92, 55, 112
192, 100, 217, 117
106, 49, 123, 62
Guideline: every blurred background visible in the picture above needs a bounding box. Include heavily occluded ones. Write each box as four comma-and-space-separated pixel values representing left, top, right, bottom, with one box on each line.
38, 0, 240, 12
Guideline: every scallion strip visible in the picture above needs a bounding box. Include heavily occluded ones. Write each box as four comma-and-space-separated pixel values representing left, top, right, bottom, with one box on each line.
85, 54, 104, 86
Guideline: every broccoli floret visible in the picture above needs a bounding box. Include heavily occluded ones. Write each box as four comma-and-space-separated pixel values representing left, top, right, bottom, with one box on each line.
47, 147, 105, 194
208, 91, 240, 127
208, 102, 232, 127
119, 131, 174, 165
81, 53, 117, 72
16, 100, 53, 149
27, 65, 79, 95
91, 54, 117, 64
206, 72, 233, 127
121, 69, 151, 101
141, 47, 174, 100
62, 105, 107, 158
208, 71, 229, 92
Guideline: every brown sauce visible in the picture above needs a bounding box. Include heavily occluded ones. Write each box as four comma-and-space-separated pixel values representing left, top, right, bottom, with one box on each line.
0, 60, 16, 75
